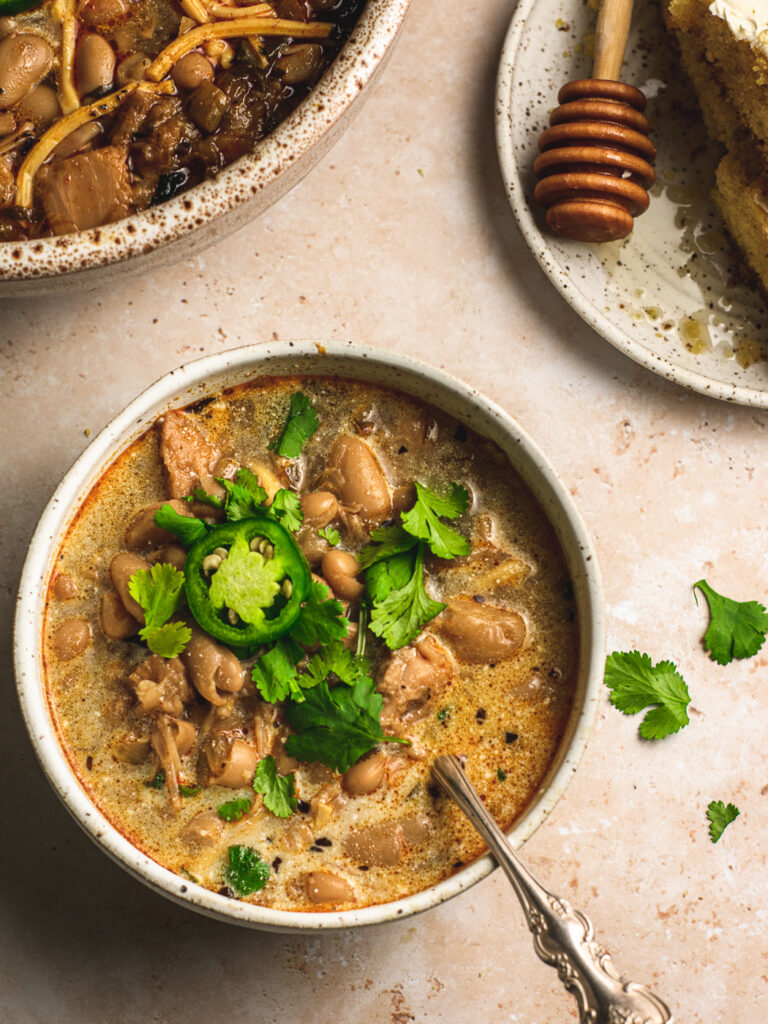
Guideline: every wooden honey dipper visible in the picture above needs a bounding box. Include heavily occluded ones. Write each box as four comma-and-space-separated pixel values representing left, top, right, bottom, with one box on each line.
533, 0, 656, 242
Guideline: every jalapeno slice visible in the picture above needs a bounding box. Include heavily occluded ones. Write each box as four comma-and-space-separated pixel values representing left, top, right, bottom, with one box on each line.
184, 517, 311, 648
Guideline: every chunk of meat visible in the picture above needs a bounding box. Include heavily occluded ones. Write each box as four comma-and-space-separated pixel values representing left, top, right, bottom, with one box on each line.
128, 655, 192, 716
38, 146, 132, 234
159, 410, 223, 499
377, 635, 454, 731
436, 597, 526, 663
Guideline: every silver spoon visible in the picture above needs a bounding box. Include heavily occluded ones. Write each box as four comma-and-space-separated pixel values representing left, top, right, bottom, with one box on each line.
432, 755, 673, 1024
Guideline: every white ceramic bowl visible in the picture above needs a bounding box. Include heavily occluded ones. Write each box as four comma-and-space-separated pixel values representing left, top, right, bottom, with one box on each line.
14, 340, 605, 931
0, 0, 411, 297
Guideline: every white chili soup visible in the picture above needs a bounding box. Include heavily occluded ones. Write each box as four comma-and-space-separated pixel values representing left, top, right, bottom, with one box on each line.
43, 375, 578, 911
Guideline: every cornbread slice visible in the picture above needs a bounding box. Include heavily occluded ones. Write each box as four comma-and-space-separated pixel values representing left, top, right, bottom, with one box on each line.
663, 0, 768, 290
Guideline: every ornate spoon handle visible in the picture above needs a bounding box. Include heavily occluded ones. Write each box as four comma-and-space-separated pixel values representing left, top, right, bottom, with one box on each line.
433, 755, 673, 1024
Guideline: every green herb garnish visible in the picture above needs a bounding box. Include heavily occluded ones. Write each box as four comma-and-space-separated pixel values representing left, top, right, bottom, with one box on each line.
217, 796, 252, 822
604, 650, 691, 739
270, 489, 303, 532
179, 783, 201, 797
285, 669, 407, 773
207, 532, 284, 625
269, 392, 319, 458
128, 563, 191, 657
436, 706, 452, 724
707, 800, 740, 843
253, 755, 298, 818
225, 844, 270, 896
497, 768, 507, 781
154, 504, 209, 547
318, 526, 340, 546
144, 769, 165, 790
400, 482, 471, 559
367, 544, 445, 651
694, 580, 768, 665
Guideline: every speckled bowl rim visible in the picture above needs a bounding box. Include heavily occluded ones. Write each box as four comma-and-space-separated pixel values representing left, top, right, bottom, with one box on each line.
0, 0, 410, 282
494, 0, 768, 408
14, 340, 605, 932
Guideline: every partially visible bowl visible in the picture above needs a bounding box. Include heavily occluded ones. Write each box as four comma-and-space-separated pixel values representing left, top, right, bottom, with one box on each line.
14, 340, 604, 931
0, 0, 411, 298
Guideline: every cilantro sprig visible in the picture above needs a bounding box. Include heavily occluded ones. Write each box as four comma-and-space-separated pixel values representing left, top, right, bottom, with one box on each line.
604, 650, 691, 739
358, 482, 469, 651
217, 796, 251, 822
318, 526, 340, 546
225, 844, 270, 896
706, 800, 740, 843
285, 670, 408, 773
128, 563, 191, 657
251, 584, 350, 702
253, 755, 298, 818
269, 392, 319, 458
694, 580, 768, 666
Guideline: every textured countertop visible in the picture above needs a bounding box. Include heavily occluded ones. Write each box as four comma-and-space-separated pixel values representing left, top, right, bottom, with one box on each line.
1, 0, 765, 1021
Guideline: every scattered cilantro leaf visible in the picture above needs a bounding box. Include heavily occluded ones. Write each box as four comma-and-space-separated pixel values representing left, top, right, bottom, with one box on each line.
218, 796, 252, 822
178, 783, 201, 797
358, 524, 417, 571
225, 844, 270, 896
400, 482, 471, 560
436, 706, 452, 724
253, 755, 298, 818
180, 866, 200, 883
187, 486, 224, 509
251, 636, 305, 702
289, 579, 349, 647
270, 489, 303, 532
154, 504, 209, 548
305, 640, 363, 688
318, 526, 340, 546
144, 769, 165, 790
208, 532, 283, 625
269, 392, 319, 458
217, 469, 268, 521
497, 768, 507, 781
128, 562, 191, 657
368, 543, 445, 650
604, 650, 691, 739
707, 800, 740, 843
285, 675, 407, 772
694, 579, 768, 666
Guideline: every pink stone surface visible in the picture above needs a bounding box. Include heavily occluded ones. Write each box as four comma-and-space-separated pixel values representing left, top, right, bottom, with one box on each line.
1, 0, 766, 1020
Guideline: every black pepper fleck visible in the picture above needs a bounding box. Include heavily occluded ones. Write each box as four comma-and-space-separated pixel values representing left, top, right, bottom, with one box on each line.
505, 731, 519, 744
475, 708, 486, 723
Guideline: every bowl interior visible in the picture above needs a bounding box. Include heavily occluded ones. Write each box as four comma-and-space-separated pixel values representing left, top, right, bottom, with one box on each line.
14, 340, 604, 931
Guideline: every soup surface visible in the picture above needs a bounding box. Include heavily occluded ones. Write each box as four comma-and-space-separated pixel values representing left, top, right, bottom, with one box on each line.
43, 375, 578, 912
0, 0, 360, 240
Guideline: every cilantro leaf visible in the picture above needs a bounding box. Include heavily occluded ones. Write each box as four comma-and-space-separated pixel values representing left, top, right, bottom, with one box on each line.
128, 563, 191, 657
694, 579, 768, 665
289, 579, 349, 646
208, 532, 283, 625
141, 620, 193, 658
178, 783, 201, 797
154, 504, 209, 548
225, 844, 270, 896
305, 640, 365, 688
218, 796, 252, 821
269, 392, 319, 458
367, 544, 445, 650
251, 636, 306, 702
144, 769, 165, 790
270, 489, 303, 532
604, 650, 691, 739
253, 755, 298, 818
217, 469, 268, 521
318, 526, 340, 546
188, 487, 224, 509
400, 482, 471, 560
285, 675, 406, 772
707, 800, 740, 843
357, 524, 417, 571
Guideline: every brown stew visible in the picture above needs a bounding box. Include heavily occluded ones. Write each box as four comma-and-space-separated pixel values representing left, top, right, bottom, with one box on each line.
0, 0, 361, 239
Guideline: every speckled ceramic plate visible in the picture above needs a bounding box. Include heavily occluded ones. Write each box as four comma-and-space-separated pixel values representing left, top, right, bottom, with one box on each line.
496, 0, 768, 407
